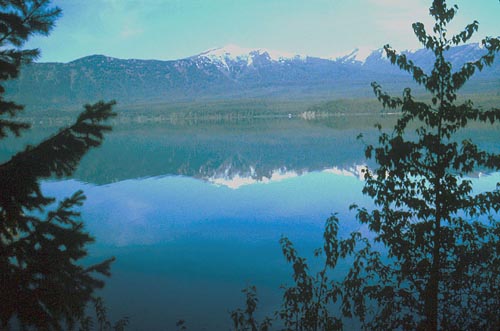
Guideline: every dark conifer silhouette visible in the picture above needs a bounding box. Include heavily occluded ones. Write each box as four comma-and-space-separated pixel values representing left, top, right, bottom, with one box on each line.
0, 1, 116, 329
346, 0, 500, 329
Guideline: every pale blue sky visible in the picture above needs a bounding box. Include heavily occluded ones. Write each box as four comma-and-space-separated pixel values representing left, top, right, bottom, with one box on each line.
26, 0, 499, 63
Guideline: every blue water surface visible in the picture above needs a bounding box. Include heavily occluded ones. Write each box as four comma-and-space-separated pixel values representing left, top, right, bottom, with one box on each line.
42, 170, 370, 330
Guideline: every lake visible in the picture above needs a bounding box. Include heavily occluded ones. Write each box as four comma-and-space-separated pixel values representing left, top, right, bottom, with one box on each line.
3, 115, 499, 330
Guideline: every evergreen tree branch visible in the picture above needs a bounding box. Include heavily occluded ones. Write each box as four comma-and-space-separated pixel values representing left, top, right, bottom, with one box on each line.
0, 100, 116, 177
0, 2, 117, 329
0, 118, 29, 137
1, 190, 116, 330
0, 100, 116, 238
0, 0, 61, 46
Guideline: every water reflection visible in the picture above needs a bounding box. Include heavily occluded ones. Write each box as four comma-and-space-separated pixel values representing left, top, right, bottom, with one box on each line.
5, 116, 500, 330
3, 116, 498, 185
43, 170, 369, 247
207, 165, 365, 189
41, 168, 500, 331
1, 116, 378, 184
42, 169, 370, 331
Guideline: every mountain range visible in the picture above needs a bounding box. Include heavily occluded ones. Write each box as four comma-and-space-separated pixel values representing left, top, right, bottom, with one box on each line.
4, 43, 499, 111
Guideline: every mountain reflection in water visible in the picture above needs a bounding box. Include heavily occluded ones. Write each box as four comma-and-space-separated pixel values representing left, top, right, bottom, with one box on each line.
69, 116, 375, 184
4, 116, 500, 331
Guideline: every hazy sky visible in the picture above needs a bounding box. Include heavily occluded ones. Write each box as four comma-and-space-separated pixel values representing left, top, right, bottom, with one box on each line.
26, 0, 499, 63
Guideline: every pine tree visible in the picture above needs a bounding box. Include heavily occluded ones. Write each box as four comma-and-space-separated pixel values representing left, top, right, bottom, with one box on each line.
346, 0, 500, 330
0, 1, 117, 329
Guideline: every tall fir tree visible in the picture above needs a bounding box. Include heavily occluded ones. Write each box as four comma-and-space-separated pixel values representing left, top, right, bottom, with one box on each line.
345, 0, 500, 330
0, 1, 117, 329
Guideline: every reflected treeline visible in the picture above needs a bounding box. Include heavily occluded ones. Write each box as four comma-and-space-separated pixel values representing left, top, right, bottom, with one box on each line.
1, 115, 499, 185
75, 117, 373, 184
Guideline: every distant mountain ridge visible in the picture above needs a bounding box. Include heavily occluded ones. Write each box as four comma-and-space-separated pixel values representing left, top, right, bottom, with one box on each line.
196, 44, 308, 64
4, 43, 498, 110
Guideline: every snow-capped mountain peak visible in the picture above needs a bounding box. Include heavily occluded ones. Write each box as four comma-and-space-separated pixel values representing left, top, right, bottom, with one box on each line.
330, 46, 374, 64
197, 44, 306, 65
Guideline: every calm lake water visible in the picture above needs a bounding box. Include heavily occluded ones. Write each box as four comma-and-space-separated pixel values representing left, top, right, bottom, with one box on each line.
3, 115, 500, 330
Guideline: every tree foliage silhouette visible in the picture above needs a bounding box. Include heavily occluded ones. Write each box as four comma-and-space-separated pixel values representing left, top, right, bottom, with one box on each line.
230, 286, 273, 331
0, 1, 117, 329
78, 297, 129, 331
346, 0, 500, 330
276, 215, 345, 331
229, 1, 499, 330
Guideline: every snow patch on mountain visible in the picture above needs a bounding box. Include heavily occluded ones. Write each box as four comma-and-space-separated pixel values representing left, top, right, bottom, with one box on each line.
194, 44, 400, 67
331, 47, 373, 64
197, 44, 307, 66
186, 43, 490, 73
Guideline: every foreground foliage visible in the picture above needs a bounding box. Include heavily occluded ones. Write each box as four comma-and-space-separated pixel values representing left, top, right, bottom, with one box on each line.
79, 298, 129, 331
233, 1, 500, 330
230, 216, 364, 331
348, 0, 500, 330
0, 1, 116, 329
